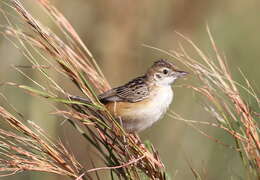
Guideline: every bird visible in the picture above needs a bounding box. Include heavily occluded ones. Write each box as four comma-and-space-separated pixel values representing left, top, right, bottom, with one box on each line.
71, 59, 188, 133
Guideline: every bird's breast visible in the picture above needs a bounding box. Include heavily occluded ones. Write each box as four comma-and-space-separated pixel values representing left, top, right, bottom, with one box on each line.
105, 85, 173, 132
144, 85, 173, 122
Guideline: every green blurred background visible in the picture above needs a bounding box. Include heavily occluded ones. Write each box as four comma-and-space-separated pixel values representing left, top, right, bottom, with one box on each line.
0, 0, 260, 179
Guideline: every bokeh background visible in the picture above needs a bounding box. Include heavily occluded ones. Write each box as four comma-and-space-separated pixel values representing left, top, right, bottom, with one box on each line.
0, 0, 260, 179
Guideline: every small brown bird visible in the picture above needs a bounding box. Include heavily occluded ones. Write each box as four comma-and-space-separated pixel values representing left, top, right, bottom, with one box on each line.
72, 59, 188, 133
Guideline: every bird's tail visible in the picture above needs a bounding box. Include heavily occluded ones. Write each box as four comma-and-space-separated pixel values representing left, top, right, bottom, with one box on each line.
69, 95, 91, 104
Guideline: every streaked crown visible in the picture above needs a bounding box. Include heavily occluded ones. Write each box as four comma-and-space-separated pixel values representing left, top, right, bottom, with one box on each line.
147, 59, 188, 85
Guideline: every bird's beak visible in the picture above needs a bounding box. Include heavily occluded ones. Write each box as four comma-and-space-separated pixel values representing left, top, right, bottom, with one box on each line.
176, 70, 189, 78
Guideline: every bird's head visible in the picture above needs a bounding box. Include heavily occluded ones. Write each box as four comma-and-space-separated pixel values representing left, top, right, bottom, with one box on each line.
147, 59, 188, 85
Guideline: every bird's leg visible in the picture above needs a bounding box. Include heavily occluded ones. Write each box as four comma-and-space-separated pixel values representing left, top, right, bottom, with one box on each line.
133, 133, 142, 144
117, 116, 127, 144
128, 133, 147, 150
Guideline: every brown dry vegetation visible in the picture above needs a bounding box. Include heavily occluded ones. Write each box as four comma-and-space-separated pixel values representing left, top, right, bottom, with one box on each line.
0, 0, 259, 180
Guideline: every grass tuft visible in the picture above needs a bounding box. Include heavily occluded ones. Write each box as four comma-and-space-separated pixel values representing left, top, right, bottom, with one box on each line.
0, 0, 167, 179
0, 0, 259, 179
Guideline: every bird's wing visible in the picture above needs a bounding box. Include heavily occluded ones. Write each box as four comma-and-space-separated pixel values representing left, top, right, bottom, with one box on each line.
99, 76, 150, 103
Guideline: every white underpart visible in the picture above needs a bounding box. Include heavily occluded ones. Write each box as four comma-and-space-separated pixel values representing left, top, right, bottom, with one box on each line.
154, 74, 177, 86
126, 85, 174, 132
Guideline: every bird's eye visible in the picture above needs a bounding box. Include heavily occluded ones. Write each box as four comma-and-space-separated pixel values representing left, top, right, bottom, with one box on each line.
163, 69, 169, 74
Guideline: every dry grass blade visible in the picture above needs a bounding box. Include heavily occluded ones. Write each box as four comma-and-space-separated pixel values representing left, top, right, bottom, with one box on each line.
0, 0, 167, 179
142, 28, 260, 179
10, 0, 109, 96
169, 28, 260, 178
0, 106, 85, 179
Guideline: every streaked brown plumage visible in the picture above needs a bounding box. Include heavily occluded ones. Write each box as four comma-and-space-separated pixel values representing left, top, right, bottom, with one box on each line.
71, 59, 188, 132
